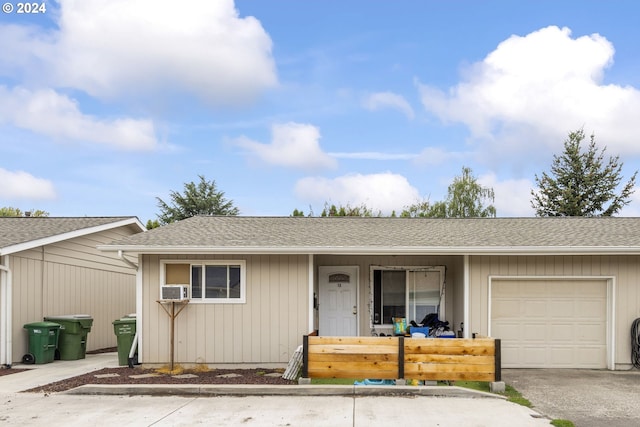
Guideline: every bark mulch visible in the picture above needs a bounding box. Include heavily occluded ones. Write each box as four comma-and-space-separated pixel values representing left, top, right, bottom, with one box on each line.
24, 366, 297, 393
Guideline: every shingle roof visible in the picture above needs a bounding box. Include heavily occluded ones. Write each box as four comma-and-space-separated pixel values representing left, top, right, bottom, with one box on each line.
99, 215, 640, 255
0, 217, 144, 255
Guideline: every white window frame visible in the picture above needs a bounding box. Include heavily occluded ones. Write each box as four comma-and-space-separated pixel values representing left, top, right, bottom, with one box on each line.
160, 260, 246, 304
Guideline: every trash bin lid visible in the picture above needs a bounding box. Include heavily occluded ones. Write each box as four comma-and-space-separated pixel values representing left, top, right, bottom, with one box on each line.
45, 314, 91, 319
24, 321, 61, 329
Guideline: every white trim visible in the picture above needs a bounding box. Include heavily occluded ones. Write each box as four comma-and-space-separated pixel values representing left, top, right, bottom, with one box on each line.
308, 255, 314, 334
160, 259, 247, 304
463, 255, 469, 339
136, 254, 143, 363
97, 244, 640, 256
3, 217, 145, 256
0, 256, 11, 366
487, 275, 615, 370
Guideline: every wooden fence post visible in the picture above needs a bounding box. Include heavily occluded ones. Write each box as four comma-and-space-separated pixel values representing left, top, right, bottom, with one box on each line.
494, 339, 501, 382
398, 336, 404, 379
302, 335, 309, 378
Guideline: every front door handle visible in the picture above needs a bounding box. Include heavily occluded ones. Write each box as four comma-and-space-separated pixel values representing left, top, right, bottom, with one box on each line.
353, 306, 357, 315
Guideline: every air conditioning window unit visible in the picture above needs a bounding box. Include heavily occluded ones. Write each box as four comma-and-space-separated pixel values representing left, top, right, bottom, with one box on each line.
161, 285, 189, 300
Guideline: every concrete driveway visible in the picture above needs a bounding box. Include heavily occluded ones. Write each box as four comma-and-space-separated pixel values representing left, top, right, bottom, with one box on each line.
502, 369, 640, 427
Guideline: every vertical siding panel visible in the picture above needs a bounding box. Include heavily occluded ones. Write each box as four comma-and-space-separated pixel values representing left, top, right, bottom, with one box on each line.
268, 255, 278, 362
243, 255, 257, 362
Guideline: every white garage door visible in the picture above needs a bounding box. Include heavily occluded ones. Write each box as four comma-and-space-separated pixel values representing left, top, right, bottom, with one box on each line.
491, 279, 607, 369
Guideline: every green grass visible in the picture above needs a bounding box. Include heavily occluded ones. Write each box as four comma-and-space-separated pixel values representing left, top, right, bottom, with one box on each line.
449, 380, 489, 392
550, 420, 574, 427
450, 381, 532, 407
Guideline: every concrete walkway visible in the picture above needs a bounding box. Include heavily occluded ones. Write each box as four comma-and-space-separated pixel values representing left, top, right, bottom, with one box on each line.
0, 352, 119, 393
0, 354, 552, 426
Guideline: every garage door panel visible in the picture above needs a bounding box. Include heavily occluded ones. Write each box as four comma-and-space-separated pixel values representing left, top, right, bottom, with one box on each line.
491, 279, 607, 369
522, 347, 548, 365
521, 324, 546, 341
523, 300, 547, 316
576, 300, 606, 315
492, 299, 522, 317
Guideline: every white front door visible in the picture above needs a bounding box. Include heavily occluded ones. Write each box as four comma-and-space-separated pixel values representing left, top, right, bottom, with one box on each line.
318, 266, 358, 336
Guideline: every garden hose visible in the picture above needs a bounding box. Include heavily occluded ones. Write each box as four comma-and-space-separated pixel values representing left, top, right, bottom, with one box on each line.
631, 318, 640, 369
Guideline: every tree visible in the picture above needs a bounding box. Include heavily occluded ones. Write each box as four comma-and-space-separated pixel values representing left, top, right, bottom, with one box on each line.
145, 219, 160, 229
531, 129, 637, 217
320, 202, 381, 217
401, 166, 496, 218
156, 175, 239, 224
0, 207, 49, 217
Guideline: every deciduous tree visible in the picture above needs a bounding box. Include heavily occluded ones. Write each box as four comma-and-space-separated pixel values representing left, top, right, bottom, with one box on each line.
0, 207, 49, 217
402, 167, 496, 218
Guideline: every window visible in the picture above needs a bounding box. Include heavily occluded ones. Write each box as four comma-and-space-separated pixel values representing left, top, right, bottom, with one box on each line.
162, 260, 246, 303
372, 267, 444, 325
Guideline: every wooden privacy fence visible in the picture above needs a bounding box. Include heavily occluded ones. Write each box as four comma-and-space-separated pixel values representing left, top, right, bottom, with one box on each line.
301, 336, 501, 382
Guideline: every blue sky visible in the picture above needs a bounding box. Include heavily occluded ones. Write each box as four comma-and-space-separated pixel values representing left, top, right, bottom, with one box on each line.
2, 0, 640, 222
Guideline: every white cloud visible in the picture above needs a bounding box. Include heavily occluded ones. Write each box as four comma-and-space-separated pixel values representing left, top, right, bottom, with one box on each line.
418, 26, 640, 156
294, 172, 421, 214
234, 122, 337, 170
0, 168, 56, 199
0, 86, 158, 150
363, 91, 415, 119
478, 172, 534, 217
0, 0, 276, 105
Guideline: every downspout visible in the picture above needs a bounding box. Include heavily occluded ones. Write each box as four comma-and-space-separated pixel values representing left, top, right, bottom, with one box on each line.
0, 256, 12, 367
118, 250, 139, 271
308, 254, 314, 334
118, 251, 141, 365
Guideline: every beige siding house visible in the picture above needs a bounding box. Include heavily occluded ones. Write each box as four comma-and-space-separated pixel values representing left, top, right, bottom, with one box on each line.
99, 216, 640, 370
0, 217, 145, 366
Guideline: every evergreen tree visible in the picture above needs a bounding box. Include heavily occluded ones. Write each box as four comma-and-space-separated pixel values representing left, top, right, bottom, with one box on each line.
156, 175, 239, 224
531, 129, 637, 217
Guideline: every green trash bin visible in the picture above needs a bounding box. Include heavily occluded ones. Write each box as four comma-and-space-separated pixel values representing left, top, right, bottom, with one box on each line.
22, 322, 61, 364
44, 315, 93, 360
113, 315, 136, 366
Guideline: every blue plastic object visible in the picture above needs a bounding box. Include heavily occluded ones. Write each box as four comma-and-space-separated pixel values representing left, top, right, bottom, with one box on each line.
354, 379, 395, 386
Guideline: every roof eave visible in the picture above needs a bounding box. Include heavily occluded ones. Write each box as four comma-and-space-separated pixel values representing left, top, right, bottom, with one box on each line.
1, 217, 146, 256
96, 245, 640, 256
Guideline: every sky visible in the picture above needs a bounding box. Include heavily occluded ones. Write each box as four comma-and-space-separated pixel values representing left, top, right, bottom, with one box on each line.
2, 0, 640, 223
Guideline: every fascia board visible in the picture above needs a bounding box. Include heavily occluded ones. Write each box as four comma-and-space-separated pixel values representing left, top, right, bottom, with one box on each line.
1, 217, 145, 256
96, 244, 640, 256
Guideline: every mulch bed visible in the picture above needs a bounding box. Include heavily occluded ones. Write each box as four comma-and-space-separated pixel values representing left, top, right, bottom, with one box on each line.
24, 367, 297, 393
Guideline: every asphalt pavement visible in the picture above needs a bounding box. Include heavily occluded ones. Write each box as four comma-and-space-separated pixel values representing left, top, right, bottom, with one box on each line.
503, 368, 640, 427
0, 353, 553, 426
